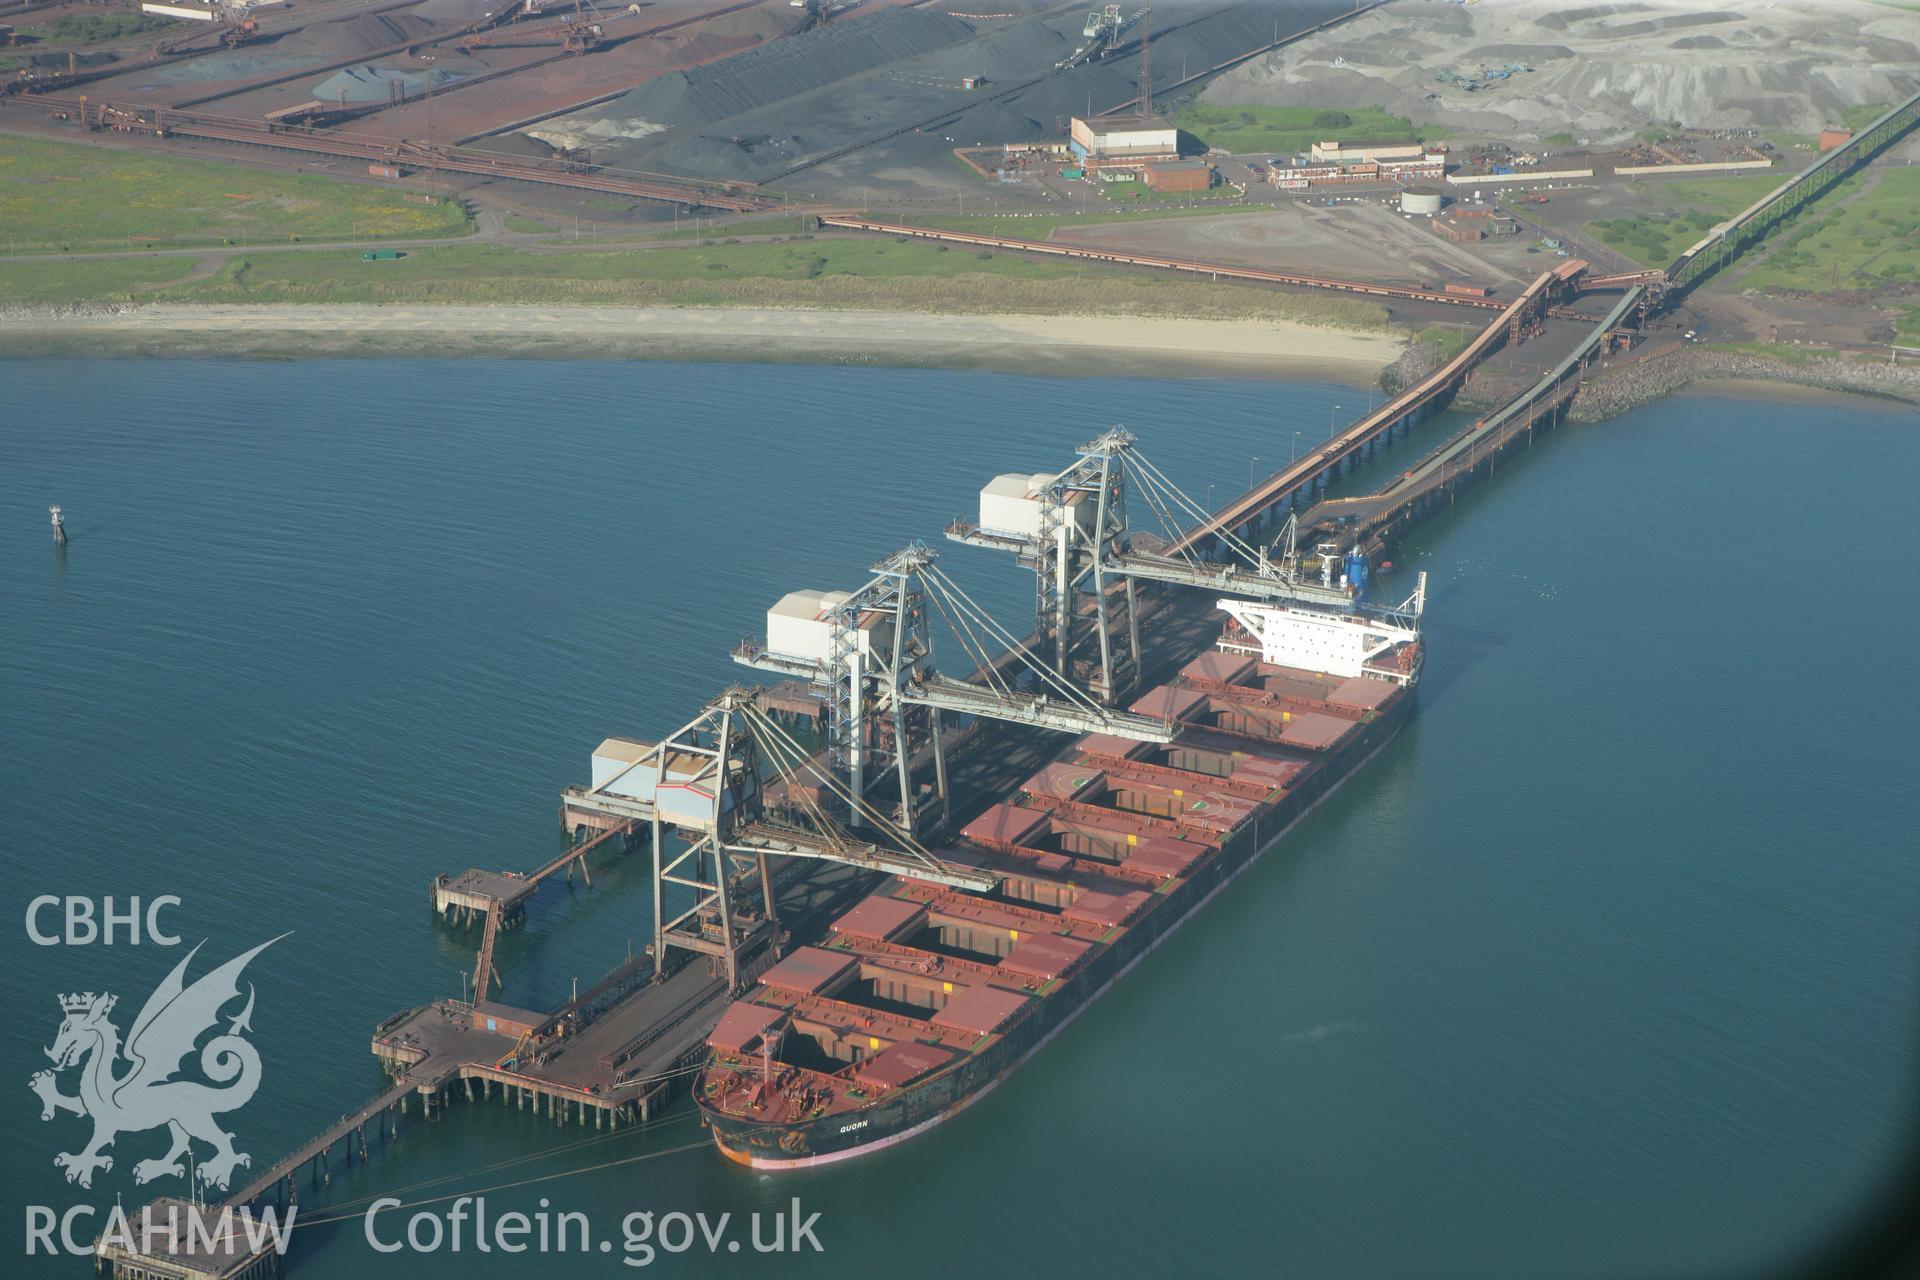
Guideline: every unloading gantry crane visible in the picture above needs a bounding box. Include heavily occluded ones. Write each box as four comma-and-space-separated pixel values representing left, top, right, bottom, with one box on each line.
733, 540, 1175, 842
551, 434, 1423, 996
944, 428, 1377, 705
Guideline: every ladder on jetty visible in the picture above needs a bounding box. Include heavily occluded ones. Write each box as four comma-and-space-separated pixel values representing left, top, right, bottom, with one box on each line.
472, 902, 503, 1003
437, 819, 639, 1002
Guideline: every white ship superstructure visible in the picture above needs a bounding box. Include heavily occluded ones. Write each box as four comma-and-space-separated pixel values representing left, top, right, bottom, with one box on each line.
1215, 548, 1425, 685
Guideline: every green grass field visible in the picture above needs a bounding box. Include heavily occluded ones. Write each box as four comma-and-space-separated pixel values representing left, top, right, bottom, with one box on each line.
1842, 102, 1894, 130
502, 215, 559, 234
633, 214, 817, 241
1589, 210, 1718, 267
1737, 168, 1920, 292
25, 12, 177, 44
1655, 174, 1787, 217
1170, 104, 1429, 158
1699, 341, 1860, 366
0, 255, 200, 305
1094, 178, 1243, 205
3, 237, 1391, 327
1588, 174, 1788, 266
1414, 323, 1473, 361
0, 136, 472, 252
1895, 305, 1920, 347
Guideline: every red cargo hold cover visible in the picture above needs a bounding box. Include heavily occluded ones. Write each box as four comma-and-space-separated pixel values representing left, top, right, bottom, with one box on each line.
1125, 835, 1207, 880
1023, 761, 1105, 803
759, 946, 857, 996
708, 1001, 788, 1053
1131, 684, 1208, 722
929, 984, 1031, 1037
998, 933, 1092, 981
1075, 732, 1148, 761
1282, 712, 1353, 750
1181, 651, 1255, 685
830, 895, 928, 943
961, 803, 1051, 847
849, 1041, 957, 1091
1327, 676, 1396, 710
1063, 888, 1152, 929
1230, 755, 1305, 788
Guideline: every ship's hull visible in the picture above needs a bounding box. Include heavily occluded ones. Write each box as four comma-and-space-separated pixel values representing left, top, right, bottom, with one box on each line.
702, 688, 1415, 1169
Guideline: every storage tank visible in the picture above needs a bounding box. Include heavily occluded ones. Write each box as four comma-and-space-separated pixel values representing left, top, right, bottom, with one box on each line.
1400, 186, 1444, 216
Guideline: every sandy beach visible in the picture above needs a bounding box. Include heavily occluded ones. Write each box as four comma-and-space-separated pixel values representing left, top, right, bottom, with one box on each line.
0, 305, 1404, 381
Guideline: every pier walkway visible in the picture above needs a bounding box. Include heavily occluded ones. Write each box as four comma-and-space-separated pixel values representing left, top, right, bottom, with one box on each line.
219, 1076, 421, 1213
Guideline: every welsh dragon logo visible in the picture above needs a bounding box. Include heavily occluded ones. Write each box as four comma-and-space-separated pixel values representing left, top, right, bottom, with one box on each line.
29, 937, 283, 1192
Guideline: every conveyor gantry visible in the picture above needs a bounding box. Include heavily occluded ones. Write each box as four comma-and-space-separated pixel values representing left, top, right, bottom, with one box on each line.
1109, 548, 1354, 609
907, 672, 1174, 741
726, 821, 996, 892
949, 519, 1355, 611
734, 647, 1173, 740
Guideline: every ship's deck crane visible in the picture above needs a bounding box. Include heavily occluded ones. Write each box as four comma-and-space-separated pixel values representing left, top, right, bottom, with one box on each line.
732, 541, 1174, 840
945, 427, 1367, 704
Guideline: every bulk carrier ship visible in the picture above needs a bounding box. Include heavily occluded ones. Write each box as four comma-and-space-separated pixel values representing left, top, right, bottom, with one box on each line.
694, 508, 1427, 1168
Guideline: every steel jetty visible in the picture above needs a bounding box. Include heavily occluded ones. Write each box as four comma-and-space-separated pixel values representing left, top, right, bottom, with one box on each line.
695, 500, 1427, 1167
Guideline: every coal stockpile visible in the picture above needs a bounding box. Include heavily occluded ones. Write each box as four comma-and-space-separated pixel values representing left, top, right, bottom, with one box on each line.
611, 7, 977, 129
607, 0, 1353, 183
311, 62, 464, 103
411, 0, 496, 22
274, 11, 440, 59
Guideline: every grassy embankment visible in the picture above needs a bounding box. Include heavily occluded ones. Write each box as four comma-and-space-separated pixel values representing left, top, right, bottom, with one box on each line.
0, 135, 472, 254
0, 136, 1394, 324
1171, 104, 1437, 157
135, 240, 1389, 326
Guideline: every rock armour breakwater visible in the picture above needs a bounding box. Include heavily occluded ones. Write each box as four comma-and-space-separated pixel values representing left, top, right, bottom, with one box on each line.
1570, 348, 1920, 420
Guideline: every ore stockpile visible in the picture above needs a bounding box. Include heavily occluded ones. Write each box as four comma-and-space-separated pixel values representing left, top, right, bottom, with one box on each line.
529, 0, 1354, 186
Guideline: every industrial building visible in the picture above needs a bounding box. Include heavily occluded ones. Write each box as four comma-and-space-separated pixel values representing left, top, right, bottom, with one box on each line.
1265, 142, 1447, 190
1141, 160, 1213, 193
1068, 112, 1181, 174
1428, 205, 1519, 240
1309, 139, 1429, 165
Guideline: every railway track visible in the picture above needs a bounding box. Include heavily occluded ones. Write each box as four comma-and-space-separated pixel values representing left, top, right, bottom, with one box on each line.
0, 0, 423, 98
822, 215, 1517, 309
10, 92, 772, 209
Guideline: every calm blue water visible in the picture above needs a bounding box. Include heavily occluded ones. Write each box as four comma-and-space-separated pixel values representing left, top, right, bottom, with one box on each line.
2, 361, 1915, 1280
